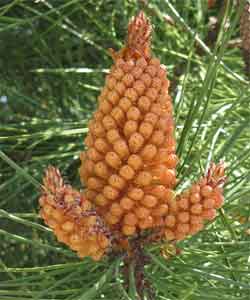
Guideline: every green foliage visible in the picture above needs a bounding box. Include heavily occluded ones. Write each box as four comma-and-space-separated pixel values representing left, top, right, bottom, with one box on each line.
0, 0, 250, 299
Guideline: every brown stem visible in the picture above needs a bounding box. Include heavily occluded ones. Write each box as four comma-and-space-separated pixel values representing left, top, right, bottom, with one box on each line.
242, 49, 250, 79
121, 234, 156, 299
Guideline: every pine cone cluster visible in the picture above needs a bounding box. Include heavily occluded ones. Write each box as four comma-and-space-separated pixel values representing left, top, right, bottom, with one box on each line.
39, 11, 226, 261
39, 167, 110, 261
164, 163, 225, 241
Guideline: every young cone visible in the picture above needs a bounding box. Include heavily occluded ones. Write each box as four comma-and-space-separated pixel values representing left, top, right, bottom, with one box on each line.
79, 11, 178, 236
164, 162, 226, 241
39, 166, 111, 261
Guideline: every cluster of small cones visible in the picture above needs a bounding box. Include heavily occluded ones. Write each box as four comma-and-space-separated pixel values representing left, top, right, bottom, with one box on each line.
39, 11, 226, 261
39, 167, 110, 261
164, 163, 225, 241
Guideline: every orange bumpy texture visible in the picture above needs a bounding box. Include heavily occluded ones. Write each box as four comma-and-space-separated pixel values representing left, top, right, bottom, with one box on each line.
39, 11, 226, 261
79, 11, 178, 236
39, 167, 110, 260
164, 163, 225, 241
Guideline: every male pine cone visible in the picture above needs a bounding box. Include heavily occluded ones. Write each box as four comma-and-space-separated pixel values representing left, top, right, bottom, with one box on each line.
39, 167, 110, 261
39, 11, 226, 260
79, 11, 178, 236
164, 163, 225, 241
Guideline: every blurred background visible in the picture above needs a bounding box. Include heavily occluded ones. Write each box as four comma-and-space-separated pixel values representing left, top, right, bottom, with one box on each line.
0, 0, 250, 299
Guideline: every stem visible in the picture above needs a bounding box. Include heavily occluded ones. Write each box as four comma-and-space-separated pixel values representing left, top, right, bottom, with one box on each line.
129, 261, 138, 299
121, 235, 157, 300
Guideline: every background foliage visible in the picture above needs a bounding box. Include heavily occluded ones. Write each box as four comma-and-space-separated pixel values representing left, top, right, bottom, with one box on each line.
0, 0, 250, 299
